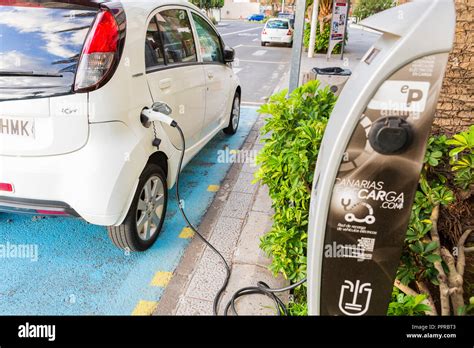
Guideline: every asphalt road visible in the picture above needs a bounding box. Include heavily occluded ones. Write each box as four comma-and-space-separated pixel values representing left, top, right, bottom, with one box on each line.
0, 20, 289, 315
217, 20, 292, 105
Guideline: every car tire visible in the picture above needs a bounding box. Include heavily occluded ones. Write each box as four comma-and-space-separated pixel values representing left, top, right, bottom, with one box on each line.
107, 164, 168, 252
223, 92, 240, 135
288, 42, 293, 48
261, 41, 266, 46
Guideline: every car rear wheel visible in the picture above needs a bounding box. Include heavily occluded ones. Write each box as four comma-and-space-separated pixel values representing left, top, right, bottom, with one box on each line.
107, 164, 168, 252
223, 92, 240, 135
261, 41, 266, 46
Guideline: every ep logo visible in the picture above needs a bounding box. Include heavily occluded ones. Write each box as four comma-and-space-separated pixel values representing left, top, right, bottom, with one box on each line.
400, 84, 424, 107
367, 80, 430, 115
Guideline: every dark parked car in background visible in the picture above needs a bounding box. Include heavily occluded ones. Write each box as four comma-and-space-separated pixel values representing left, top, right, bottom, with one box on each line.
247, 13, 265, 21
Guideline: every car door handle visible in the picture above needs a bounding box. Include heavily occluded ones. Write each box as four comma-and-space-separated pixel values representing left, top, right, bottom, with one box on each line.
159, 78, 172, 89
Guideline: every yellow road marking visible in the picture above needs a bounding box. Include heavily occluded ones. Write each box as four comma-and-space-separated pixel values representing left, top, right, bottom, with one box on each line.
207, 185, 220, 192
132, 300, 158, 316
150, 271, 172, 287
179, 227, 194, 239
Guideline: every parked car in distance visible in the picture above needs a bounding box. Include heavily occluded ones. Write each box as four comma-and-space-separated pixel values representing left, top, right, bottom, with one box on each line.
261, 18, 293, 47
247, 13, 265, 21
0, 0, 241, 252
277, 12, 295, 27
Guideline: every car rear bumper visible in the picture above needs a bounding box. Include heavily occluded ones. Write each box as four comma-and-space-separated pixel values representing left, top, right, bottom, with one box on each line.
0, 121, 147, 226
0, 196, 79, 216
261, 34, 292, 43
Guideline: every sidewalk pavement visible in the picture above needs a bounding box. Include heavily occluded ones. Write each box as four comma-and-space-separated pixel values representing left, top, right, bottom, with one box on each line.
154, 26, 380, 316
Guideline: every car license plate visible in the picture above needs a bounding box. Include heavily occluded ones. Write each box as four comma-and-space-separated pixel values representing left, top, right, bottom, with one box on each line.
0, 117, 35, 139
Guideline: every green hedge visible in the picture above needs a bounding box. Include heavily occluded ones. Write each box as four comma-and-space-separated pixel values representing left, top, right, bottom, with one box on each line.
255, 80, 337, 313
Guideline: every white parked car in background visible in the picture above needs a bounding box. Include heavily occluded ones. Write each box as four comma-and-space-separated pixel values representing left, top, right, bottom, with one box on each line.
0, 0, 241, 251
261, 18, 293, 47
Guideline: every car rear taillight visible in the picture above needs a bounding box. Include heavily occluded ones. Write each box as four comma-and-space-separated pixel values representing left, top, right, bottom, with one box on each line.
287, 30, 292, 36
36, 210, 68, 216
74, 10, 119, 92
0, 183, 13, 192
262, 29, 267, 35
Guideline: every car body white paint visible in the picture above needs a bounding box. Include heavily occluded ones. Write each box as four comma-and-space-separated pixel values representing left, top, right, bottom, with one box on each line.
0, 0, 240, 226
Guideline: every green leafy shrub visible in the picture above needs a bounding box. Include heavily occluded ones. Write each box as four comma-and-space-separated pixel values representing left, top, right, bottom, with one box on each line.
353, 0, 395, 22
303, 22, 345, 54
255, 80, 338, 311
446, 125, 474, 189
190, 0, 224, 9
387, 288, 431, 316
395, 126, 473, 315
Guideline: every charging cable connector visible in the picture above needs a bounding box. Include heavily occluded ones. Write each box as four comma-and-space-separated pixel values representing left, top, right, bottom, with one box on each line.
141, 108, 177, 128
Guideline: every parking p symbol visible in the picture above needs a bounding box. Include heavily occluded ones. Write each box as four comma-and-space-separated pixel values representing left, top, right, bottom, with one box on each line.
406, 89, 423, 107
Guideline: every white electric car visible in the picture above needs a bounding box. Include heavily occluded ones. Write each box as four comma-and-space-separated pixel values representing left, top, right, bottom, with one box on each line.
0, 0, 241, 251
261, 18, 293, 47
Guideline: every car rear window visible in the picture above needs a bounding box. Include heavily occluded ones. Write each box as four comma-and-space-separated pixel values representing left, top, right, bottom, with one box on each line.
266, 20, 289, 29
0, 2, 99, 101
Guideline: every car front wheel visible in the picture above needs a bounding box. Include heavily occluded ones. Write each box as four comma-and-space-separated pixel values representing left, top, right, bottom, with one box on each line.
223, 92, 240, 135
107, 164, 168, 252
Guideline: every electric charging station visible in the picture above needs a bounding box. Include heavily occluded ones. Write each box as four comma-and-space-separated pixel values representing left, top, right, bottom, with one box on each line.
307, 0, 456, 315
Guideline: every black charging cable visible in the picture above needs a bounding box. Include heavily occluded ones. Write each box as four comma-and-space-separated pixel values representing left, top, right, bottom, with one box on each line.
171, 122, 307, 315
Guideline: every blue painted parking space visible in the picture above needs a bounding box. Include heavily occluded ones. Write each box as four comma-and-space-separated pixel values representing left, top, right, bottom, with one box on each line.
0, 107, 258, 315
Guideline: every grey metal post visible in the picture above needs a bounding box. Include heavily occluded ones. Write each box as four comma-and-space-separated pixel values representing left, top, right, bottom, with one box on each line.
288, 0, 306, 93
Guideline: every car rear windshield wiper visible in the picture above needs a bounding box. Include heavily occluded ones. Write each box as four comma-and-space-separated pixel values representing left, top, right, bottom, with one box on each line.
0, 70, 63, 78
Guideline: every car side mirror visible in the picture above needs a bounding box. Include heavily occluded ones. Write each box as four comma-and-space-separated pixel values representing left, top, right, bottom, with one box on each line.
223, 46, 235, 63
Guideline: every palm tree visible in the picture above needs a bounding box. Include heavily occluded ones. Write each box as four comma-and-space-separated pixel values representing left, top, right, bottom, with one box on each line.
305, 0, 333, 33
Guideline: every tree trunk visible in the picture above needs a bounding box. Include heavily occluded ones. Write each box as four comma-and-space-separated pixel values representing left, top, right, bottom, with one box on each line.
318, 0, 332, 19
434, 0, 473, 134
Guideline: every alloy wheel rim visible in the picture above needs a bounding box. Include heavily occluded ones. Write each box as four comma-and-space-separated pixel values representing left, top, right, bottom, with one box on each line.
232, 97, 240, 130
136, 176, 165, 241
